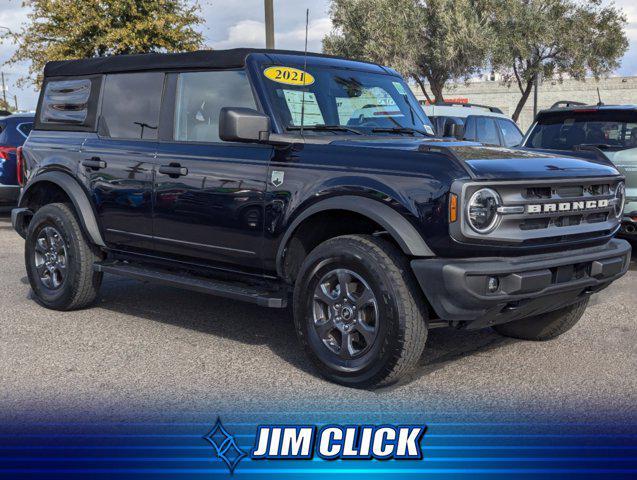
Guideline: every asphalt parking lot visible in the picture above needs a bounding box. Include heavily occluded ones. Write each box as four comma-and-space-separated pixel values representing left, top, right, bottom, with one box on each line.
0, 212, 635, 424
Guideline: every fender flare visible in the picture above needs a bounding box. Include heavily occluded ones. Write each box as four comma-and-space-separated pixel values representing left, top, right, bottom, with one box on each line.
276, 195, 434, 276
20, 171, 106, 247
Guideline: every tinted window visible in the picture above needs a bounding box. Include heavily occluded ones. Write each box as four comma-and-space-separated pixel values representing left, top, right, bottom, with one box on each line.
174, 70, 255, 143
497, 119, 523, 147
101, 73, 164, 140
476, 117, 500, 145
527, 110, 637, 151
464, 117, 477, 141
40, 79, 92, 124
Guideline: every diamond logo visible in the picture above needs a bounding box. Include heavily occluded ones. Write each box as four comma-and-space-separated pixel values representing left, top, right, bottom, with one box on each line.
203, 417, 247, 474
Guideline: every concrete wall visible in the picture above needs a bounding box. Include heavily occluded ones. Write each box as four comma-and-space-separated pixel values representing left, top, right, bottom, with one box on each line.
411, 76, 637, 133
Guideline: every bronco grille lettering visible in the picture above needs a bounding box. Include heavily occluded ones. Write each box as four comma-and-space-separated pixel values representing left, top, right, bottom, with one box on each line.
526, 199, 609, 214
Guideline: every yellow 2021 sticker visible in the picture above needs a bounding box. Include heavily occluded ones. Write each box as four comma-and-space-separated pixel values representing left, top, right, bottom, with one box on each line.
263, 66, 315, 86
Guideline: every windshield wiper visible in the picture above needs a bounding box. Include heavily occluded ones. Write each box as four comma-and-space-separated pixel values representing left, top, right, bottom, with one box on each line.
371, 127, 431, 136
286, 125, 363, 135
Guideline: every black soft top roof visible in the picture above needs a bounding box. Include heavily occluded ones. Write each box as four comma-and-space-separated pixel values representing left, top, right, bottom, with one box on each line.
43, 48, 370, 78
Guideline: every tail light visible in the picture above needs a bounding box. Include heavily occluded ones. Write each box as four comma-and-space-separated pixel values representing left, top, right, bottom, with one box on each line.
0, 146, 15, 160
15, 146, 25, 186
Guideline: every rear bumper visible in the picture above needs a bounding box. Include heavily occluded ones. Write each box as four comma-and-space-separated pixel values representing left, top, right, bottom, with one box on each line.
411, 239, 631, 329
0, 185, 19, 206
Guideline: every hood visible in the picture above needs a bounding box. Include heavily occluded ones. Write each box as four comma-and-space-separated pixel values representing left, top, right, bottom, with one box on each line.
331, 138, 621, 181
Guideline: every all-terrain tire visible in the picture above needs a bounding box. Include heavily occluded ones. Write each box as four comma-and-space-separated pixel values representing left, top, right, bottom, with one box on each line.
293, 234, 428, 388
25, 203, 103, 310
492, 298, 589, 341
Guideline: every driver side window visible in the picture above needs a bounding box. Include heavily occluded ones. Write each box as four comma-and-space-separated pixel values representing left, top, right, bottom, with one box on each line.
174, 70, 256, 143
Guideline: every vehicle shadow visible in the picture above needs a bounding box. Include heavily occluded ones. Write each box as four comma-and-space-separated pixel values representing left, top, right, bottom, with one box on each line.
79, 274, 517, 387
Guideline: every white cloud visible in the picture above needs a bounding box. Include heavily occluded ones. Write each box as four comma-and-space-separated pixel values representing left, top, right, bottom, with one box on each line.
212, 19, 266, 49
212, 17, 332, 52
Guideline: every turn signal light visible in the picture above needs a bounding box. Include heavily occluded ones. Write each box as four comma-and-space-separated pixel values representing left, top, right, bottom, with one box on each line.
449, 193, 458, 223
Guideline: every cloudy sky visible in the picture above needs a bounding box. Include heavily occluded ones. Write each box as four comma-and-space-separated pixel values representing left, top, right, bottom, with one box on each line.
0, 0, 635, 111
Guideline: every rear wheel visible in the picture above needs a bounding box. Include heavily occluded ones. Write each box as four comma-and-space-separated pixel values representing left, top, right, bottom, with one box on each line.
492, 298, 589, 341
293, 234, 428, 388
25, 203, 102, 310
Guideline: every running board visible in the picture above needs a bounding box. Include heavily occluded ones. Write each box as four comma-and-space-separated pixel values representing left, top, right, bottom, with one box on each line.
94, 263, 287, 308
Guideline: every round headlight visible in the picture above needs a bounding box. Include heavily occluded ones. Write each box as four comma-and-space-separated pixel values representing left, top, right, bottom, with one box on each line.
467, 188, 501, 233
614, 182, 625, 218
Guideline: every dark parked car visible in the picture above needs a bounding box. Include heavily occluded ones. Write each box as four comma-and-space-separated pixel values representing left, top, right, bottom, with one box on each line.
523, 102, 637, 238
12, 49, 631, 387
420, 101, 524, 147
0, 113, 34, 206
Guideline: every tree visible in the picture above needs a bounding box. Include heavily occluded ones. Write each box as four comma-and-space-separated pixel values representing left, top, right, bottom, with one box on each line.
489, 0, 628, 121
4, 0, 205, 87
323, 0, 492, 102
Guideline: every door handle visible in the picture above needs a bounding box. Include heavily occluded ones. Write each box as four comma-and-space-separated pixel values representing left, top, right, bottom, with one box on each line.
82, 157, 107, 170
159, 165, 188, 177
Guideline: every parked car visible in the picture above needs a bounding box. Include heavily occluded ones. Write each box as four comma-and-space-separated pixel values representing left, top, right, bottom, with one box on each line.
523, 102, 637, 238
12, 49, 630, 388
420, 101, 524, 147
0, 113, 34, 206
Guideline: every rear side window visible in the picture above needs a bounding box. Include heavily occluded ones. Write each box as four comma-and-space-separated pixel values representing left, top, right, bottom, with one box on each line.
38, 78, 100, 130
464, 117, 477, 141
476, 117, 500, 145
497, 119, 523, 147
100, 72, 164, 140
174, 70, 255, 143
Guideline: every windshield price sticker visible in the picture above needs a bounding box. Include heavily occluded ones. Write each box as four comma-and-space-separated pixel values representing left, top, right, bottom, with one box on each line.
264, 66, 315, 86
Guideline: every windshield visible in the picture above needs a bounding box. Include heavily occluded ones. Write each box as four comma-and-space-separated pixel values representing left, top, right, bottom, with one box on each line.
260, 64, 434, 136
526, 110, 637, 151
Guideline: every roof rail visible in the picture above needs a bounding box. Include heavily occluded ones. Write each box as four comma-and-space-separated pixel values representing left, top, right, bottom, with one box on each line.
550, 100, 588, 109
420, 100, 503, 114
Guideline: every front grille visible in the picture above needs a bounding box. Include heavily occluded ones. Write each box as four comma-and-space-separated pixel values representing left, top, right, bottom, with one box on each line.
455, 178, 622, 244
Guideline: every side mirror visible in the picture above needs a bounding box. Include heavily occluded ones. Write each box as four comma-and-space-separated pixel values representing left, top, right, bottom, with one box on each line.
219, 107, 271, 143
446, 123, 465, 140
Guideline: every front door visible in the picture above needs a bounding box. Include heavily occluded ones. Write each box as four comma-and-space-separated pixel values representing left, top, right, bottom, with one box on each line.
152, 70, 272, 273
83, 72, 165, 250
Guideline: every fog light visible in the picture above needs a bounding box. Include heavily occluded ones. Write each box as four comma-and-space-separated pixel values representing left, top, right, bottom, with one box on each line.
487, 276, 499, 293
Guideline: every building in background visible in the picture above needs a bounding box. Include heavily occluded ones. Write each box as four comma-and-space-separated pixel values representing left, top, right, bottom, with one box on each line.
411, 76, 637, 132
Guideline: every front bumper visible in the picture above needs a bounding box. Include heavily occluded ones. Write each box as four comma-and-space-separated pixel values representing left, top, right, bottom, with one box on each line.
411, 239, 631, 329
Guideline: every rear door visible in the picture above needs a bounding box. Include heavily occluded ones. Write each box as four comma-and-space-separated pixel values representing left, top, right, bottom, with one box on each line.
151, 69, 272, 274
81, 72, 163, 250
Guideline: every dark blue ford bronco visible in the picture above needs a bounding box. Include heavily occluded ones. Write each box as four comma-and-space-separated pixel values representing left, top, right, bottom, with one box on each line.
12, 49, 631, 387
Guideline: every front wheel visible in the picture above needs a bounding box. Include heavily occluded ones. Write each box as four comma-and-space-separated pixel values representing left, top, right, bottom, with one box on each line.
25, 203, 103, 310
492, 298, 589, 341
293, 235, 428, 388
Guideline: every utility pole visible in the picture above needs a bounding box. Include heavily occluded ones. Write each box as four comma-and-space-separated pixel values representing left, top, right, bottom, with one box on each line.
264, 0, 275, 49
14, 95, 18, 112
1, 72, 6, 109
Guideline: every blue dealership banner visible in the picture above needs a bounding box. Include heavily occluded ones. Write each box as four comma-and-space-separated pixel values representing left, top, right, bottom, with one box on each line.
1, 410, 636, 479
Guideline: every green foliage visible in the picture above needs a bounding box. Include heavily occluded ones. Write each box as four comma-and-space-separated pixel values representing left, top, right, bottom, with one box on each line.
324, 0, 492, 102
488, 0, 628, 120
324, 0, 628, 117
4, 0, 205, 86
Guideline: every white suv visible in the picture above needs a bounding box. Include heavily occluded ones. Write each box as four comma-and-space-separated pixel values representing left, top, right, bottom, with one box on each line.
420, 101, 523, 147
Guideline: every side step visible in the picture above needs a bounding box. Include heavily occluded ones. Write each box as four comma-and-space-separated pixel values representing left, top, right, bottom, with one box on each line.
94, 263, 288, 308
